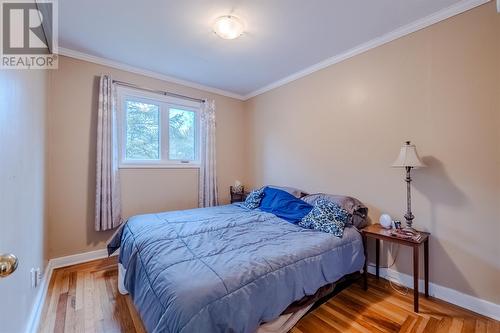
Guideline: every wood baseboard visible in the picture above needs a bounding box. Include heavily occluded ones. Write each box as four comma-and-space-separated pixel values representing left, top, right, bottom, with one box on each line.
26, 249, 499, 332
25, 248, 118, 333
367, 266, 500, 321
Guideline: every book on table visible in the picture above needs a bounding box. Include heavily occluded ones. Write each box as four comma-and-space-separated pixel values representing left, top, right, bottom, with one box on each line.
390, 229, 422, 242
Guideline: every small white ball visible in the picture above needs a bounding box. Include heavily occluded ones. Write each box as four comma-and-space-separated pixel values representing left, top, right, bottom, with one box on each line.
379, 214, 393, 229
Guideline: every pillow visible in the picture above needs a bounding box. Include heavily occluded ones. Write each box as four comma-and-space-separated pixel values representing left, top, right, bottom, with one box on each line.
267, 185, 309, 198
259, 187, 313, 223
242, 187, 264, 209
299, 199, 351, 237
302, 193, 368, 228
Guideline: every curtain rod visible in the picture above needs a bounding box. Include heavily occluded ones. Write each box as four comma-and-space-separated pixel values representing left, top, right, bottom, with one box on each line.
112, 80, 206, 103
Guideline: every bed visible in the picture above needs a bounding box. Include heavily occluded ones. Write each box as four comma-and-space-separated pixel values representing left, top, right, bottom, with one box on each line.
108, 191, 367, 333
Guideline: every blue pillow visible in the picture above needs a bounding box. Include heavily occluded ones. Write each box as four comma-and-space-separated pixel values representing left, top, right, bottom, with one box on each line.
242, 187, 265, 209
259, 187, 313, 223
299, 199, 351, 238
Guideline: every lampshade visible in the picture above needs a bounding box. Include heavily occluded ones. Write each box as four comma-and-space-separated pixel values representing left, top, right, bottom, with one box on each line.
392, 141, 426, 168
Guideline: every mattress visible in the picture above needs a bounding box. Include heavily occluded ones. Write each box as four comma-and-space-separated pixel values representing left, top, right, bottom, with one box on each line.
108, 204, 364, 333
118, 263, 313, 333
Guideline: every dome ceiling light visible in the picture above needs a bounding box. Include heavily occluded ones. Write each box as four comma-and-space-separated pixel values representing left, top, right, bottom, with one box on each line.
213, 15, 244, 40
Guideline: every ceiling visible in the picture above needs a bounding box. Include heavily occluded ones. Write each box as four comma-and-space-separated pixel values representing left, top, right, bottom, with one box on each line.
58, 0, 484, 99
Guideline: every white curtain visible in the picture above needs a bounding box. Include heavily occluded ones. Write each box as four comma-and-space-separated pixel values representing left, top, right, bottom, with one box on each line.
198, 99, 219, 207
95, 74, 122, 231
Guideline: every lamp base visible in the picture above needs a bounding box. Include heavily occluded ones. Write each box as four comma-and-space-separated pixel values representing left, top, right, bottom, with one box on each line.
402, 226, 420, 236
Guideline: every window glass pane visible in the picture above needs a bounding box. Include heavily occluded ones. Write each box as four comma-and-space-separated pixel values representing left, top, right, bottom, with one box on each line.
169, 108, 196, 161
125, 100, 160, 160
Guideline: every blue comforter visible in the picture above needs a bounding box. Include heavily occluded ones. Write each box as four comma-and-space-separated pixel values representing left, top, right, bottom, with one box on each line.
108, 204, 364, 333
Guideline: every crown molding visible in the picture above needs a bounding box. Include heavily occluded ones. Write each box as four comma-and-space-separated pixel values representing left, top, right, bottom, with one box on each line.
58, 0, 490, 102
57, 47, 246, 101
243, 0, 491, 100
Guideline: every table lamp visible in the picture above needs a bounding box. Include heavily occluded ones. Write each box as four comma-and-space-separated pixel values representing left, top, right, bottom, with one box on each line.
392, 141, 425, 233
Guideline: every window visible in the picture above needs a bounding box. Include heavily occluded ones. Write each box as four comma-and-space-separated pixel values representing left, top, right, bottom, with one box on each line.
125, 100, 160, 160
169, 108, 197, 161
117, 87, 201, 167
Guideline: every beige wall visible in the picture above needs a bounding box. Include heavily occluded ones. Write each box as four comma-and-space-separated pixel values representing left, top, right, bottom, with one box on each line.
244, 3, 500, 304
47, 3, 499, 305
47, 56, 247, 258
0, 70, 48, 332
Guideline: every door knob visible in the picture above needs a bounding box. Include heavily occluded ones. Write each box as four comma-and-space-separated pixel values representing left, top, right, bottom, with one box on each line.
0, 253, 18, 277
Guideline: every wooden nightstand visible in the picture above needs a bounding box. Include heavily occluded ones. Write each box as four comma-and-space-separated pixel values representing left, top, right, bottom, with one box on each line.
230, 186, 249, 203
361, 224, 430, 312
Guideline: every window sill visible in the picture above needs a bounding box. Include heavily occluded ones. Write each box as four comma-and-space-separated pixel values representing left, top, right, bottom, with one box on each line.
119, 164, 201, 169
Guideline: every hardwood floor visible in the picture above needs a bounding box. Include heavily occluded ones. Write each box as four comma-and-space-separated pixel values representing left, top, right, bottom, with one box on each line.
40, 257, 146, 333
40, 257, 499, 333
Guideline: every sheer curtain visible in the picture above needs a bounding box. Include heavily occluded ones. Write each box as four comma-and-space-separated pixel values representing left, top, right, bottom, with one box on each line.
95, 74, 122, 231
198, 99, 219, 207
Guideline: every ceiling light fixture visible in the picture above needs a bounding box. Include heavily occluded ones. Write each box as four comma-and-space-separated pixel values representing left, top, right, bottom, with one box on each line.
213, 15, 244, 40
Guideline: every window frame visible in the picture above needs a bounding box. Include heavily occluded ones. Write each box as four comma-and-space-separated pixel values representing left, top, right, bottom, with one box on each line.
116, 86, 201, 169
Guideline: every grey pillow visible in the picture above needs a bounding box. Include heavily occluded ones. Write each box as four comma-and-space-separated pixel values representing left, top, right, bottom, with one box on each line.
267, 185, 309, 198
301, 193, 368, 229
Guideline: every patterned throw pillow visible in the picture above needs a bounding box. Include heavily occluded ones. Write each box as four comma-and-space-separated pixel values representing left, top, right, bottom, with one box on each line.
299, 199, 351, 237
242, 188, 264, 209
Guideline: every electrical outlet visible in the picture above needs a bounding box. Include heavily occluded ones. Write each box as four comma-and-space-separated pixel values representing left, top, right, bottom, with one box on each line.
36, 267, 42, 287
30, 268, 36, 288
30, 267, 42, 288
